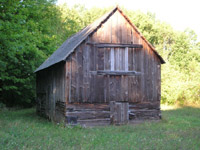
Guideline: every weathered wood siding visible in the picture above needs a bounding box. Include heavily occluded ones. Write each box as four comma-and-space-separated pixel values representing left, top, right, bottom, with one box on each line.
65, 10, 161, 104
36, 62, 65, 122
36, 9, 162, 124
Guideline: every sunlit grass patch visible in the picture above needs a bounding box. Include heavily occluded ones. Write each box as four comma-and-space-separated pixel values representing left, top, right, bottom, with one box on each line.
161, 104, 181, 110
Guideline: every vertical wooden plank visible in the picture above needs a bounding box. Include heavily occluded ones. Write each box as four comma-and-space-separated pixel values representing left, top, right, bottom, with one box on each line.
114, 48, 120, 70
104, 48, 111, 70
55, 66, 58, 104
104, 74, 110, 103
69, 57, 72, 103
104, 50, 110, 103
86, 41, 91, 103
129, 18, 139, 102
140, 41, 145, 102
75, 48, 80, 103
132, 48, 135, 70
150, 51, 154, 102
89, 44, 95, 71
122, 16, 128, 44
96, 47, 104, 103
52, 67, 56, 120
111, 11, 118, 43
88, 36, 94, 103
110, 101, 116, 124
91, 45, 97, 103
149, 50, 153, 102
71, 53, 77, 103
104, 48, 110, 103
125, 47, 128, 71
58, 66, 60, 102
157, 63, 161, 102
152, 54, 156, 102
117, 48, 120, 70
96, 76, 104, 103
119, 49, 122, 70
127, 24, 132, 44
60, 65, 63, 101
143, 43, 148, 102
108, 13, 112, 44
109, 75, 115, 102
79, 44, 84, 102
116, 103, 121, 123
147, 48, 152, 102
62, 64, 65, 102
111, 48, 115, 71
104, 13, 112, 43
115, 76, 121, 101
135, 35, 142, 102
65, 62, 69, 104
118, 12, 123, 44
121, 76, 128, 101
133, 30, 139, 44
132, 28, 136, 44
128, 75, 132, 102
54, 66, 57, 104
89, 31, 98, 103
56, 66, 59, 103
97, 48, 104, 70
146, 47, 151, 102
103, 15, 111, 103
65, 60, 70, 103
121, 49, 125, 70
96, 24, 105, 103
61, 65, 64, 102
82, 42, 87, 103
128, 48, 133, 71
82, 39, 90, 103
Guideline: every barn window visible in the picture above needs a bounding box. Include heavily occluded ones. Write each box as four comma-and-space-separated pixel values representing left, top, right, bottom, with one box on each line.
87, 42, 143, 76
110, 47, 129, 71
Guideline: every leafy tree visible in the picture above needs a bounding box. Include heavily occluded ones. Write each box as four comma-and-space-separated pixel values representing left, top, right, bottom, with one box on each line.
0, 0, 66, 106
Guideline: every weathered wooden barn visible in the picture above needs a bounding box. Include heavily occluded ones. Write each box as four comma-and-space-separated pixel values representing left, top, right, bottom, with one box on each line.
35, 6, 165, 126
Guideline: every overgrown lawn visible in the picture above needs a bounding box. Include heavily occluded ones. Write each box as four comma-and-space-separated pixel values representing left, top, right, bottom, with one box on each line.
0, 106, 200, 150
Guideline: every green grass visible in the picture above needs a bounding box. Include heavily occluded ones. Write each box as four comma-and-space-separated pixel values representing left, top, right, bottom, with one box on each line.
0, 106, 200, 150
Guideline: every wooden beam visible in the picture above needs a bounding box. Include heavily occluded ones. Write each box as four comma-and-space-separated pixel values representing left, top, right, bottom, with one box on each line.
96, 70, 141, 76
86, 42, 143, 48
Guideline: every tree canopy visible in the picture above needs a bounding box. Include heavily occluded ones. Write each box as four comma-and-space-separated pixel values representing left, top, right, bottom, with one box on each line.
0, 1, 199, 106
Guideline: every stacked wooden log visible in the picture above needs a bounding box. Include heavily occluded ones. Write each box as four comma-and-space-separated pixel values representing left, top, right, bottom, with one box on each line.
65, 104, 110, 126
129, 102, 161, 120
65, 102, 161, 126
55, 101, 65, 115
54, 101, 66, 122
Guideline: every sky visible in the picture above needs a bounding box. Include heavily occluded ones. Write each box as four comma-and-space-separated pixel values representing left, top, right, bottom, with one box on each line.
57, 0, 200, 41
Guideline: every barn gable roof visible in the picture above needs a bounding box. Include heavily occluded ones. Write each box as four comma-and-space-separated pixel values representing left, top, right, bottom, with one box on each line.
35, 6, 165, 73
